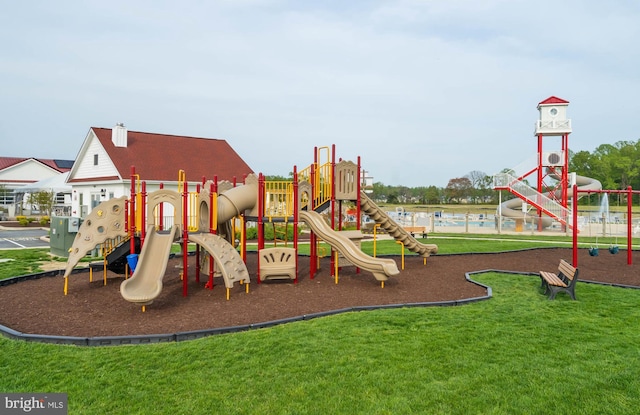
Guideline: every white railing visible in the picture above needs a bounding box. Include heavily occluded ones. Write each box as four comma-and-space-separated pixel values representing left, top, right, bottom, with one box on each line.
494, 172, 571, 225
535, 119, 572, 134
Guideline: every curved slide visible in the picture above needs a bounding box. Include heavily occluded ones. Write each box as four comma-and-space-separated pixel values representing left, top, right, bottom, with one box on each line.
300, 210, 400, 281
187, 232, 249, 289
120, 225, 178, 305
500, 174, 602, 227
360, 192, 438, 257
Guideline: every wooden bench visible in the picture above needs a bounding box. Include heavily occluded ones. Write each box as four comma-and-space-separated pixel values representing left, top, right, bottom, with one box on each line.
539, 259, 579, 300
259, 247, 296, 281
403, 226, 428, 238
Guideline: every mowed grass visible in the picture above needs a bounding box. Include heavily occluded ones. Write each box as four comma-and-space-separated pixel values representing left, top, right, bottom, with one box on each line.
0, 249, 64, 280
1, 273, 640, 414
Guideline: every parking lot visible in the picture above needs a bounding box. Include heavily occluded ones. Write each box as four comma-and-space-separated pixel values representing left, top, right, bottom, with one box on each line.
0, 229, 50, 249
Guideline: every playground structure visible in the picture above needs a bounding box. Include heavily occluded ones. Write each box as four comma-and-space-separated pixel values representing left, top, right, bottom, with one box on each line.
494, 96, 638, 264
571, 186, 640, 266
62, 145, 438, 310
493, 96, 604, 231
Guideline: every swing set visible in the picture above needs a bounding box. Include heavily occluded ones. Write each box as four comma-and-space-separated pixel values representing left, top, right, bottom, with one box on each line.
571, 185, 639, 266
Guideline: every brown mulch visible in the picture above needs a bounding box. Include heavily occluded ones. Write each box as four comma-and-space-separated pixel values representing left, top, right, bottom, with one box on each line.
0, 248, 639, 338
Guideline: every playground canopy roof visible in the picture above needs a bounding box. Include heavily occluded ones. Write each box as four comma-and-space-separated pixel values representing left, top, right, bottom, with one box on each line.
18, 172, 71, 194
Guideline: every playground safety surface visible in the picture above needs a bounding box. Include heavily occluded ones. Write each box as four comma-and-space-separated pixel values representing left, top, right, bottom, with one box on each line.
1, 248, 639, 338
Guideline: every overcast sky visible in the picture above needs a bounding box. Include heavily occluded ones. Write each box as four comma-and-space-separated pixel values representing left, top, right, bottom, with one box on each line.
1, 1, 639, 187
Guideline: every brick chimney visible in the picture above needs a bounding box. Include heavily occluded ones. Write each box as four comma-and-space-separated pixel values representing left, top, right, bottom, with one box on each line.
112, 123, 128, 147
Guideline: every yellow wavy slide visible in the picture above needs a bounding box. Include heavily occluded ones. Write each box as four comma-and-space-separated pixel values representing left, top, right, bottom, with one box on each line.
360, 191, 438, 257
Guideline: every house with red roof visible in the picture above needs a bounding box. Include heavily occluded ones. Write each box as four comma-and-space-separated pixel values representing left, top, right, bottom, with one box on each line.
66, 124, 254, 217
0, 157, 73, 217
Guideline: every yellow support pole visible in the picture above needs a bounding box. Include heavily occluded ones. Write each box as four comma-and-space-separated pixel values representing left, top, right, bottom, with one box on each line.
424, 257, 427, 266
396, 241, 405, 270
142, 305, 146, 313
373, 224, 380, 257
381, 281, 385, 288
226, 288, 230, 301
103, 260, 107, 286
245, 283, 249, 294
334, 251, 339, 284
63, 277, 68, 295
89, 265, 93, 283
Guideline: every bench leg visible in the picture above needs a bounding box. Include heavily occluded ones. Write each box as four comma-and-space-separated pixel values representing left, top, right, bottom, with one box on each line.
547, 286, 576, 300
539, 278, 550, 294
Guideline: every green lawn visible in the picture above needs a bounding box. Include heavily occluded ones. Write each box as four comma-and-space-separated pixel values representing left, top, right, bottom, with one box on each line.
1, 272, 639, 414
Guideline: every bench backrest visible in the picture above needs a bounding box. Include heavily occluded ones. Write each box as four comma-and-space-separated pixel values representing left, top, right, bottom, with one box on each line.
259, 247, 296, 266
558, 259, 578, 283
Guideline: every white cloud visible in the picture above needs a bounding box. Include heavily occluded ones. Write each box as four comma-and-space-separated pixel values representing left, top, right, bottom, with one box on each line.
0, 0, 638, 187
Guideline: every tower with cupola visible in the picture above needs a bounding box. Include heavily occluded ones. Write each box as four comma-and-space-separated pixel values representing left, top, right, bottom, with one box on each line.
534, 96, 572, 225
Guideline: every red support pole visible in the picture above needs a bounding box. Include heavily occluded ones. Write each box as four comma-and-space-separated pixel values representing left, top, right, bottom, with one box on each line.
572, 184, 578, 267
293, 165, 299, 283
562, 134, 569, 209
628, 186, 633, 265
357, 156, 361, 231
309, 164, 317, 279
537, 135, 543, 231
211, 177, 218, 288
330, 145, 336, 277
194, 183, 202, 284
182, 178, 188, 297
159, 183, 164, 231
257, 173, 264, 283
141, 181, 147, 247
124, 199, 129, 235
241, 174, 248, 264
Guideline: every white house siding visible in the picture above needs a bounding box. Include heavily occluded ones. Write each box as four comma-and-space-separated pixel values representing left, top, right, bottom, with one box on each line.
0, 160, 60, 183
72, 132, 119, 180
0, 161, 61, 214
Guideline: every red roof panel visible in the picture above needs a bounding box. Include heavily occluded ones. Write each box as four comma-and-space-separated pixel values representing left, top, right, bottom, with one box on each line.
538, 96, 569, 106
0, 157, 72, 172
92, 128, 254, 182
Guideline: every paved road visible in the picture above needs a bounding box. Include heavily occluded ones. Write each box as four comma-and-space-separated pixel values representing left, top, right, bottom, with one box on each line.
0, 228, 50, 249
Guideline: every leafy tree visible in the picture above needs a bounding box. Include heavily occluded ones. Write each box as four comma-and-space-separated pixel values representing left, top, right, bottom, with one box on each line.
464, 170, 495, 203
444, 177, 473, 203
26, 191, 55, 216
424, 186, 442, 204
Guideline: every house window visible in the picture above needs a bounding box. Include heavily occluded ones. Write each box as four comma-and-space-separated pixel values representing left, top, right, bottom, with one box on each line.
91, 193, 101, 209
0, 189, 15, 205
93, 154, 98, 165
